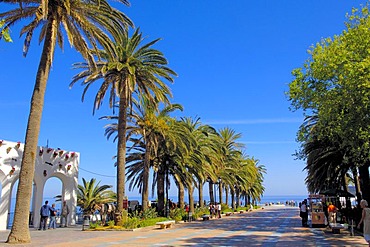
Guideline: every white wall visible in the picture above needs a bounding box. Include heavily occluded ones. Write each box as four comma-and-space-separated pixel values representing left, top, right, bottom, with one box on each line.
0, 140, 79, 230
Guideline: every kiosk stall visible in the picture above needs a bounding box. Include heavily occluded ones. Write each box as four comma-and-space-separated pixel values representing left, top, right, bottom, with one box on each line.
309, 194, 326, 228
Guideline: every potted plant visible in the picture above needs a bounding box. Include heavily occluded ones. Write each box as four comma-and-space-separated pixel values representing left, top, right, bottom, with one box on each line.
9, 166, 15, 176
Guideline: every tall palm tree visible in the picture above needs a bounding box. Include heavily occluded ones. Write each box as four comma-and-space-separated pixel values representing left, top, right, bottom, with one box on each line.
103, 98, 183, 211
179, 117, 218, 208
1, 1, 131, 243
70, 28, 176, 221
128, 99, 183, 211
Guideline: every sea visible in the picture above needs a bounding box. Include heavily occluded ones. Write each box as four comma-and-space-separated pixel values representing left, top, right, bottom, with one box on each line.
5, 195, 306, 229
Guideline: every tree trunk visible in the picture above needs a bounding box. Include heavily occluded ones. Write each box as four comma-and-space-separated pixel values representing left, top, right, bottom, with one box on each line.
157, 167, 165, 216
7, 18, 57, 244
209, 181, 214, 204
218, 182, 223, 204
114, 89, 128, 225
352, 167, 362, 206
236, 188, 240, 208
231, 189, 235, 211
198, 180, 204, 208
188, 186, 194, 213
359, 163, 370, 203
176, 175, 185, 209
142, 138, 150, 211
247, 195, 251, 205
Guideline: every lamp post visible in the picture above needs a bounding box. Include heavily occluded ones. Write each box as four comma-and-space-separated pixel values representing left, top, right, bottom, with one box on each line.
214, 182, 217, 203
218, 178, 222, 204
165, 160, 169, 218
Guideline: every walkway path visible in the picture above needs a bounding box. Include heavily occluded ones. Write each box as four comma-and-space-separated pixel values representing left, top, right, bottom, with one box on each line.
0, 206, 367, 246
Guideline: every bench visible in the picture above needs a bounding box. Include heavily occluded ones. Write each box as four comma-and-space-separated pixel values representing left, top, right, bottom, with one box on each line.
202, 214, 211, 221
330, 223, 344, 234
156, 220, 175, 229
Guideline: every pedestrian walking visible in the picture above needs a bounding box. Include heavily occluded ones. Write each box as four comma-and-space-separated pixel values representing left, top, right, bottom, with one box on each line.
358, 199, 370, 246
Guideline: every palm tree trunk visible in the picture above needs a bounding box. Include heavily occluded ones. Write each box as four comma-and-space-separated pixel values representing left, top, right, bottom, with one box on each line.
176, 175, 185, 209
157, 167, 165, 216
209, 182, 214, 203
142, 139, 150, 211
198, 180, 204, 208
236, 188, 240, 208
188, 186, 194, 213
231, 189, 235, 211
7, 18, 57, 244
114, 92, 128, 225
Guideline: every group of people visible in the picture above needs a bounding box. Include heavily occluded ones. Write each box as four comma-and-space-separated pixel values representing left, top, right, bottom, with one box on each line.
38, 200, 69, 231
209, 203, 221, 219
299, 199, 309, 227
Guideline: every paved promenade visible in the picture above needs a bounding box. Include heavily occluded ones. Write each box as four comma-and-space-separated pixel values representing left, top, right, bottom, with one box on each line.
0, 206, 367, 246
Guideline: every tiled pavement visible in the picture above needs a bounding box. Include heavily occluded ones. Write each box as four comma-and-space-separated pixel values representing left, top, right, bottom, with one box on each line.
0, 206, 367, 246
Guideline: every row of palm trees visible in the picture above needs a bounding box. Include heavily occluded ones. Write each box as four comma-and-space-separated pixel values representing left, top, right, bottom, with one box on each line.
1, 0, 264, 243
101, 99, 266, 215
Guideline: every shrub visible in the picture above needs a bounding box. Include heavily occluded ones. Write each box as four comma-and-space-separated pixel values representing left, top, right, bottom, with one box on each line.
138, 217, 167, 228
107, 220, 115, 229
89, 221, 99, 229
142, 208, 158, 220
124, 217, 140, 229
170, 208, 185, 222
221, 203, 230, 211
193, 206, 209, 219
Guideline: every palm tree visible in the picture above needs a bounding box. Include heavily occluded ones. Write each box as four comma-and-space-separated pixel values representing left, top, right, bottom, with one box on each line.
1, 1, 131, 243
77, 178, 116, 215
128, 99, 183, 211
0, 19, 12, 42
103, 98, 183, 211
70, 28, 176, 221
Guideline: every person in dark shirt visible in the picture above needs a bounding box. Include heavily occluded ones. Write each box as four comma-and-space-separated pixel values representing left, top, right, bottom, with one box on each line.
39, 201, 51, 230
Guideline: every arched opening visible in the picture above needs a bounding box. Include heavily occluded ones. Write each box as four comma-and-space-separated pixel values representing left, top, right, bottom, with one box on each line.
43, 177, 63, 226
8, 180, 36, 229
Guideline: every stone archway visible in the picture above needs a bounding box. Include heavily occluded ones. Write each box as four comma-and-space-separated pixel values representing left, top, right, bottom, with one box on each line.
0, 140, 79, 230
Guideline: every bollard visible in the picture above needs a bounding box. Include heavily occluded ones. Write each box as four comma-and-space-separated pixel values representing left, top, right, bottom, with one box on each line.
188, 212, 192, 222
82, 215, 90, 231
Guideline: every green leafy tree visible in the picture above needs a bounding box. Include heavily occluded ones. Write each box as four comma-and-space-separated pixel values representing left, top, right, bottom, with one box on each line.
1, 0, 131, 243
287, 5, 370, 202
71, 28, 176, 221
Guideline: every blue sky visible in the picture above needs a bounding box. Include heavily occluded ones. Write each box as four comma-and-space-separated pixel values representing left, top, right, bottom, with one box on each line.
0, 0, 365, 199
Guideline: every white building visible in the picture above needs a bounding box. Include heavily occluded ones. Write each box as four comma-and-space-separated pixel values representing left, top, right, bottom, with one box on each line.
0, 140, 79, 230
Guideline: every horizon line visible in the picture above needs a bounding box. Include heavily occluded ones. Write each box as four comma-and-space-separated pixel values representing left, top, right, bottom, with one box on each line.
204, 117, 302, 125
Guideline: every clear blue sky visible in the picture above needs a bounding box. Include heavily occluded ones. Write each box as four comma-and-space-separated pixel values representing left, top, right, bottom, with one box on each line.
0, 0, 364, 198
